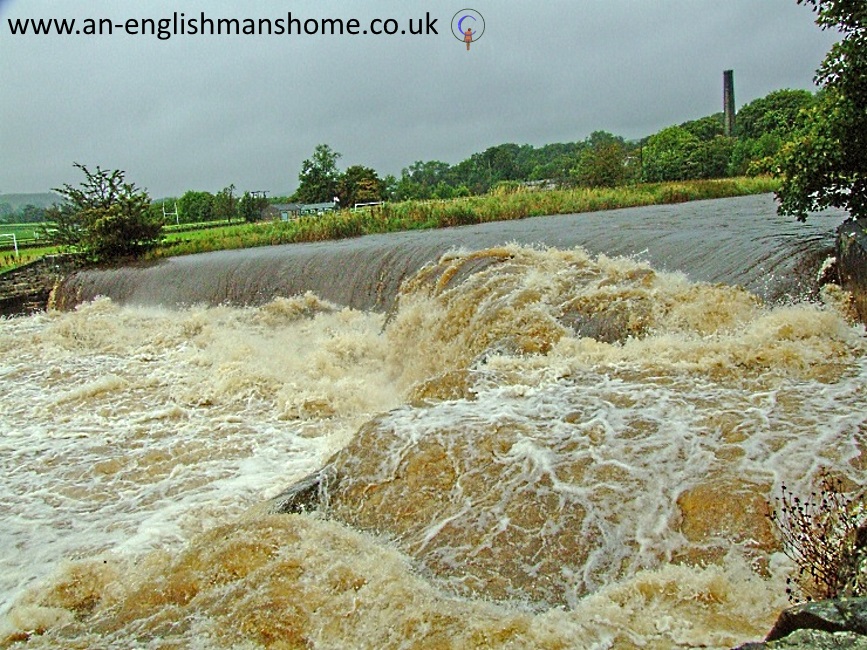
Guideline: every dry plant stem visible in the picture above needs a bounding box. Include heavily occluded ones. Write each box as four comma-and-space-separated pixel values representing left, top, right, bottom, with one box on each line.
771, 473, 865, 602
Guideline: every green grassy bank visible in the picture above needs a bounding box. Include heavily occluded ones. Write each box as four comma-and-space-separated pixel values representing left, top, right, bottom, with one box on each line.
151, 176, 779, 260
0, 177, 778, 274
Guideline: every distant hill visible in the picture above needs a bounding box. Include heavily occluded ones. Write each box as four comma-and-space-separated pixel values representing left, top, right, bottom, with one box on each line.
0, 193, 62, 210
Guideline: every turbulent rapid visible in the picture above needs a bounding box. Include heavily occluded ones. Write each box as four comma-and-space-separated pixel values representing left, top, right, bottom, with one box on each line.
1, 197, 865, 649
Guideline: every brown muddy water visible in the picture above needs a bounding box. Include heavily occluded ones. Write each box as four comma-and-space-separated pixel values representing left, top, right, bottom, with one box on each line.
1, 195, 864, 649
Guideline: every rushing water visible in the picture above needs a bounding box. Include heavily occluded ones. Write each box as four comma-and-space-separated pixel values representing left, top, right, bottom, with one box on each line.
1, 196, 864, 649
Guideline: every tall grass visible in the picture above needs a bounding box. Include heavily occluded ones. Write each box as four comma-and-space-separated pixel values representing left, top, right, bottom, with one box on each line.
149, 177, 779, 260
0, 246, 60, 274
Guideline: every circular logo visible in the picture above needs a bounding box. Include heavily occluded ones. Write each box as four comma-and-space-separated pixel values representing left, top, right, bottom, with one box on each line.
451, 9, 485, 42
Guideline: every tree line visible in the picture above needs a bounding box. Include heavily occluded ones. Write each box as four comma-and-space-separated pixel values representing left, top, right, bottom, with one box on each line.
147, 85, 822, 227
3, 86, 816, 232
153, 185, 269, 226
286, 88, 824, 206
0, 203, 48, 224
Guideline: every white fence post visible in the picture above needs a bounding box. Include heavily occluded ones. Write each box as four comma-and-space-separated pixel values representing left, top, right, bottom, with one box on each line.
0, 234, 18, 257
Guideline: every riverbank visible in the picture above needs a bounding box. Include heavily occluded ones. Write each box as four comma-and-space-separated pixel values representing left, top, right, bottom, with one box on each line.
0, 177, 779, 317
151, 176, 779, 259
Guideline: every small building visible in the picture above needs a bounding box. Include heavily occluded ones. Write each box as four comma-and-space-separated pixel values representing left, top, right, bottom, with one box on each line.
265, 201, 338, 221
299, 201, 337, 216
266, 203, 303, 221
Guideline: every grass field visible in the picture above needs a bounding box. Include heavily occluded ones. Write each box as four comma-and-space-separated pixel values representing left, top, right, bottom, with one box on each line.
0, 223, 44, 243
0, 223, 56, 273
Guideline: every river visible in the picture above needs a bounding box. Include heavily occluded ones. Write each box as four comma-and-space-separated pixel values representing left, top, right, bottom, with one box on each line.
0, 194, 863, 649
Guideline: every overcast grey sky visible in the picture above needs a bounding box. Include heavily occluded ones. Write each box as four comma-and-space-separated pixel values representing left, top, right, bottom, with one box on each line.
0, 0, 840, 198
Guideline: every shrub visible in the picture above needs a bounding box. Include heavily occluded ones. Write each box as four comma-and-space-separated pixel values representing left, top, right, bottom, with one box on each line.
44, 163, 162, 262
770, 472, 866, 602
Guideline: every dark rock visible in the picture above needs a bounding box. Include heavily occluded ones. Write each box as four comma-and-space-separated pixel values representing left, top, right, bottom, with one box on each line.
837, 219, 867, 323
765, 598, 867, 641
839, 522, 867, 598
735, 628, 867, 649
734, 598, 867, 648
558, 300, 646, 343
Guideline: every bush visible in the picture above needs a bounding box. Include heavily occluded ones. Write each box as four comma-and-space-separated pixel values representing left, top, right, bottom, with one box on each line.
770, 472, 866, 602
44, 163, 162, 262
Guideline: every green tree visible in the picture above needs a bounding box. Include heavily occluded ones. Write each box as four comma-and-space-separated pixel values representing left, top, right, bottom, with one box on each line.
451, 155, 493, 194
641, 126, 700, 182
148, 199, 176, 225
212, 185, 238, 222
736, 89, 815, 140
776, 0, 867, 220
43, 163, 162, 261
526, 142, 584, 184
452, 184, 471, 198
295, 144, 341, 203
381, 174, 398, 200
432, 181, 456, 199
18, 204, 47, 223
729, 132, 784, 176
680, 115, 726, 141
687, 136, 737, 179
239, 191, 269, 223
448, 145, 530, 194
177, 190, 214, 224
725, 90, 815, 175
394, 160, 451, 200
337, 165, 385, 208
573, 138, 630, 188
479, 143, 526, 184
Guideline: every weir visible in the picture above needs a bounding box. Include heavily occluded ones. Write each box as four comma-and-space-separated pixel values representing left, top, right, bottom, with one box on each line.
55, 194, 846, 312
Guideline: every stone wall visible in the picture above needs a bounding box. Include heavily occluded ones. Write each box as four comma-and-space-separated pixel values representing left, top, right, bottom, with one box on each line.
0, 255, 82, 318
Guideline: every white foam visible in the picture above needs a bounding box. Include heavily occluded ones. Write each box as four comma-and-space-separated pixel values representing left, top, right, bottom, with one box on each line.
1, 246, 864, 647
